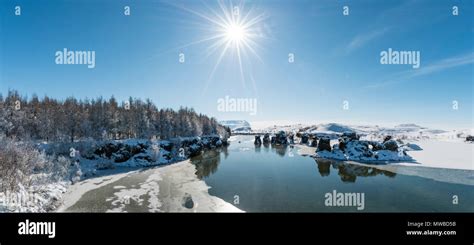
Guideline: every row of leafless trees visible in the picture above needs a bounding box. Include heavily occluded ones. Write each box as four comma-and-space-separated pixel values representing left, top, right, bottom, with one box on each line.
0, 90, 230, 142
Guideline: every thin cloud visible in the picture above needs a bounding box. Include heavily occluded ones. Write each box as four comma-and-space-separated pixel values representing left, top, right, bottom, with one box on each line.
366, 52, 474, 88
346, 28, 389, 53
407, 52, 474, 78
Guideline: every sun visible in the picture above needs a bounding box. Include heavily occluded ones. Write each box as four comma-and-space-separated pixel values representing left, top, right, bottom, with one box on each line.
171, 1, 267, 93
225, 23, 247, 43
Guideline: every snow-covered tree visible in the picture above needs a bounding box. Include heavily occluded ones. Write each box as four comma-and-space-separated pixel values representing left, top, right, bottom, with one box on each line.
0, 90, 228, 142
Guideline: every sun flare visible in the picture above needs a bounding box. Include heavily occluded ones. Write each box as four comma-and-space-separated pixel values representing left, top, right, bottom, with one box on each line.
173, 1, 267, 94
225, 23, 247, 43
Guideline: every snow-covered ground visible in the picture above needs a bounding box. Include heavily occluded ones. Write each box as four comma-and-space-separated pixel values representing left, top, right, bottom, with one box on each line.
59, 160, 243, 212
398, 140, 473, 170
1, 136, 232, 213
0, 182, 68, 213
251, 121, 472, 138
2, 121, 471, 212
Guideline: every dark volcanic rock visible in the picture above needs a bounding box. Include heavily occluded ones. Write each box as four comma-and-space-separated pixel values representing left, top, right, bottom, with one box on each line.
338, 138, 346, 151
188, 143, 203, 157
301, 133, 309, 144
201, 136, 222, 149
94, 143, 118, 158
159, 141, 174, 152
254, 135, 262, 145
310, 139, 318, 147
341, 132, 359, 141
275, 131, 288, 145
113, 150, 132, 163
317, 138, 331, 152
182, 193, 194, 209
383, 135, 392, 143
369, 141, 385, 151
263, 133, 271, 144
90, 135, 228, 166
93, 142, 148, 163
466, 135, 474, 142
383, 139, 398, 151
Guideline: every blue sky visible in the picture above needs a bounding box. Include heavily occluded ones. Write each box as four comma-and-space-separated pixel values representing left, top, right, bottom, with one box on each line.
1, 0, 472, 129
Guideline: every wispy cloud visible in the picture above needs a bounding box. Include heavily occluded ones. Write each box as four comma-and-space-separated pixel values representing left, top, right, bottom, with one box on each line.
346, 28, 389, 53
407, 52, 474, 78
366, 52, 474, 88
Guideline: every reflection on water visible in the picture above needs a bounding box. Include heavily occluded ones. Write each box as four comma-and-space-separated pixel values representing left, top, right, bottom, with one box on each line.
315, 159, 396, 183
192, 149, 222, 179
254, 144, 288, 157
254, 145, 261, 154
193, 145, 397, 183
192, 146, 231, 179
190, 136, 474, 212
273, 145, 288, 157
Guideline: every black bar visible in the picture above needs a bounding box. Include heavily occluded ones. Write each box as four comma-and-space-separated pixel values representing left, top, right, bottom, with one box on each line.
0, 213, 472, 242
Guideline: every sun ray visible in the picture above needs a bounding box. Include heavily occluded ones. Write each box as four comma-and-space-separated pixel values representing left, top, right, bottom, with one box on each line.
175, 33, 227, 51
203, 37, 228, 60
201, 0, 228, 24
201, 40, 232, 95
236, 43, 247, 89
167, 0, 266, 95
241, 39, 264, 64
242, 13, 267, 29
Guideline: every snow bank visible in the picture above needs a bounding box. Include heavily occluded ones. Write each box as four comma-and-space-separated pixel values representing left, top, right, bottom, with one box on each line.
314, 135, 413, 162
256, 122, 472, 169
399, 140, 473, 170
61, 160, 243, 213
70, 135, 227, 171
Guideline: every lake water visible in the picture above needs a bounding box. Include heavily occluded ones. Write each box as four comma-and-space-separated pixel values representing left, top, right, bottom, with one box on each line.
190, 135, 474, 212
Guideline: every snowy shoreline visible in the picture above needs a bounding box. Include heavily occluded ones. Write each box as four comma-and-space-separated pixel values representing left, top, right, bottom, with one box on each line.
296, 139, 473, 171
58, 160, 243, 212
0, 135, 236, 213
3, 120, 473, 213
295, 140, 474, 171
242, 122, 473, 171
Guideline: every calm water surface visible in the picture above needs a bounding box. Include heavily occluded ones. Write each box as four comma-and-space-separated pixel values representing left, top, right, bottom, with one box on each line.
191, 136, 474, 212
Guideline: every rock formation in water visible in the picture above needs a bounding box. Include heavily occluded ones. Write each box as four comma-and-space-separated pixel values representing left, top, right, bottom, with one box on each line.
274, 131, 288, 145
315, 133, 412, 162
263, 133, 271, 144
300, 133, 309, 144
271, 135, 276, 144
254, 135, 262, 145
317, 137, 332, 152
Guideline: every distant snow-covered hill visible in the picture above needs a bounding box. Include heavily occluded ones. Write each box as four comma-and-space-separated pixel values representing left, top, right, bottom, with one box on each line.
219, 120, 252, 133
253, 122, 473, 141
